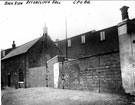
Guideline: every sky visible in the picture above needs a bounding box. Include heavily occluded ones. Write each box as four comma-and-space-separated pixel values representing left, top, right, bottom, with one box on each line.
0, 1, 135, 50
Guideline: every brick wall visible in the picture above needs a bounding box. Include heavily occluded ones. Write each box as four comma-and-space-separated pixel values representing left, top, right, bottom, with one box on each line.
59, 51, 124, 93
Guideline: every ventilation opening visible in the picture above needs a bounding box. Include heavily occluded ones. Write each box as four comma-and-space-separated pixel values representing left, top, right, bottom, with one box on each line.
133, 40, 135, 44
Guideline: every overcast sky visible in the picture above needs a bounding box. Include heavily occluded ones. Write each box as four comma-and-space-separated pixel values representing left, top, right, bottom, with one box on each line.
0, 1, 135, 50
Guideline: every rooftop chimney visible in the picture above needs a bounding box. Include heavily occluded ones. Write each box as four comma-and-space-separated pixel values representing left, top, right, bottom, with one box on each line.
43, 24, 48, 40
43, 24, 48, 35
12, 41, 16, 49
120, 6, 129, 20
43, 24, 48, 48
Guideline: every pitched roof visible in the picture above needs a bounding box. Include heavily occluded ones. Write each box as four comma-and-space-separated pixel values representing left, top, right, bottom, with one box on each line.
2, 37, 40, 60
1, 48, 12, 58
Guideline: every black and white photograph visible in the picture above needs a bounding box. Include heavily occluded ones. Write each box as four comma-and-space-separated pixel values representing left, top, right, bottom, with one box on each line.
0, 0, 135, 105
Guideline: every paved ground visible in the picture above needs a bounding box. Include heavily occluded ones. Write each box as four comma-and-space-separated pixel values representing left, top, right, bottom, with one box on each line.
1, 87, 134, 105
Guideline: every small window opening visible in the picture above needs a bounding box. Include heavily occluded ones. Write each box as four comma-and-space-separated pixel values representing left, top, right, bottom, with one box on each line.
133, 40, 135, 44
81, 35, 86, 44
2, 50, 5, 57
100, 31, 105, 41
68, 39, 71, 47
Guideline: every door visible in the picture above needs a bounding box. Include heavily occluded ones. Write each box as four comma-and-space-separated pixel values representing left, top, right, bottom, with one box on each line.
8, 74, 11, 86
53, 63, 60, 88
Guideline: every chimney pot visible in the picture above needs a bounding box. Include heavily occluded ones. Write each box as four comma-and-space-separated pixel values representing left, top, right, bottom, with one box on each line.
43, 24, 48, 34
12, 41, 16, 49
120, 6, 129, 20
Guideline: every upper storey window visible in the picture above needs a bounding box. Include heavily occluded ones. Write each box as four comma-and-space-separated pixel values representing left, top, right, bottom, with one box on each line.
68, 39, 71, 47
2, 50, 5, 57
81, 35, 86, 44
100, 31, 105, 41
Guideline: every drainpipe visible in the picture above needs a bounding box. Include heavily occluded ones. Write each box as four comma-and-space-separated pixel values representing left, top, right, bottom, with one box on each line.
98, 54, 101, 93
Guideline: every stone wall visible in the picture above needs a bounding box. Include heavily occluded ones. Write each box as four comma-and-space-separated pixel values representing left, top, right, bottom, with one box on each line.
59, 51, 124, 93
28, 37, 50, 68
28, 36, 61, 68
2, 54, 26, 88
1, 35, 61, 88
26, 66, 46, 87
26, 55, 64, 88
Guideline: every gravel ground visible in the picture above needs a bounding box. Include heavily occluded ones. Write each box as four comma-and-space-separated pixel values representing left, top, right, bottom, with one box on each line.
1, 87, 134, 105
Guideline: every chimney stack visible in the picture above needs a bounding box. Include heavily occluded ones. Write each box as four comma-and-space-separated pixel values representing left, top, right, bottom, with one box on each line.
43, 24, 48, 48
43, 24, 48, 35
120, 6, 129, 20
12, 41, 16, 49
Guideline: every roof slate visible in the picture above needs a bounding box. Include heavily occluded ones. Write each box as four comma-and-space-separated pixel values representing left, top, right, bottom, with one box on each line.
2, 37, 40, 60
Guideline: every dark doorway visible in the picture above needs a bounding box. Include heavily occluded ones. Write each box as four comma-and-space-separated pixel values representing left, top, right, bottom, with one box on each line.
19, 69, 24, 82
46, 74, 48, 87
8, 74, 11, 86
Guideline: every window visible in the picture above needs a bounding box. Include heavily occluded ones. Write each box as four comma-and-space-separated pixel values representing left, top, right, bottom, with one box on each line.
81, 35, 85, 44
68, 39, 71, 47
100, 31, 105, 41
19, 69, 24, 82
2, 50, 5, 57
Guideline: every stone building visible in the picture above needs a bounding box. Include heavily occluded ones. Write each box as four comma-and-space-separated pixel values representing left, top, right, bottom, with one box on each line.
1, 27, 61, 88
49, 6, 135, 94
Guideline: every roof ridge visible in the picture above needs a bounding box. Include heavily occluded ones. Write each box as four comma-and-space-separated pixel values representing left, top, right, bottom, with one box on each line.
16, 37, 41, 48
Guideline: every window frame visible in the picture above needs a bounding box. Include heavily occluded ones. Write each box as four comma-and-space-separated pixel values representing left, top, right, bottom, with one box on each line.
81, 35, 86, 44
100, 31, 105, 41
67, 39, 71, 47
